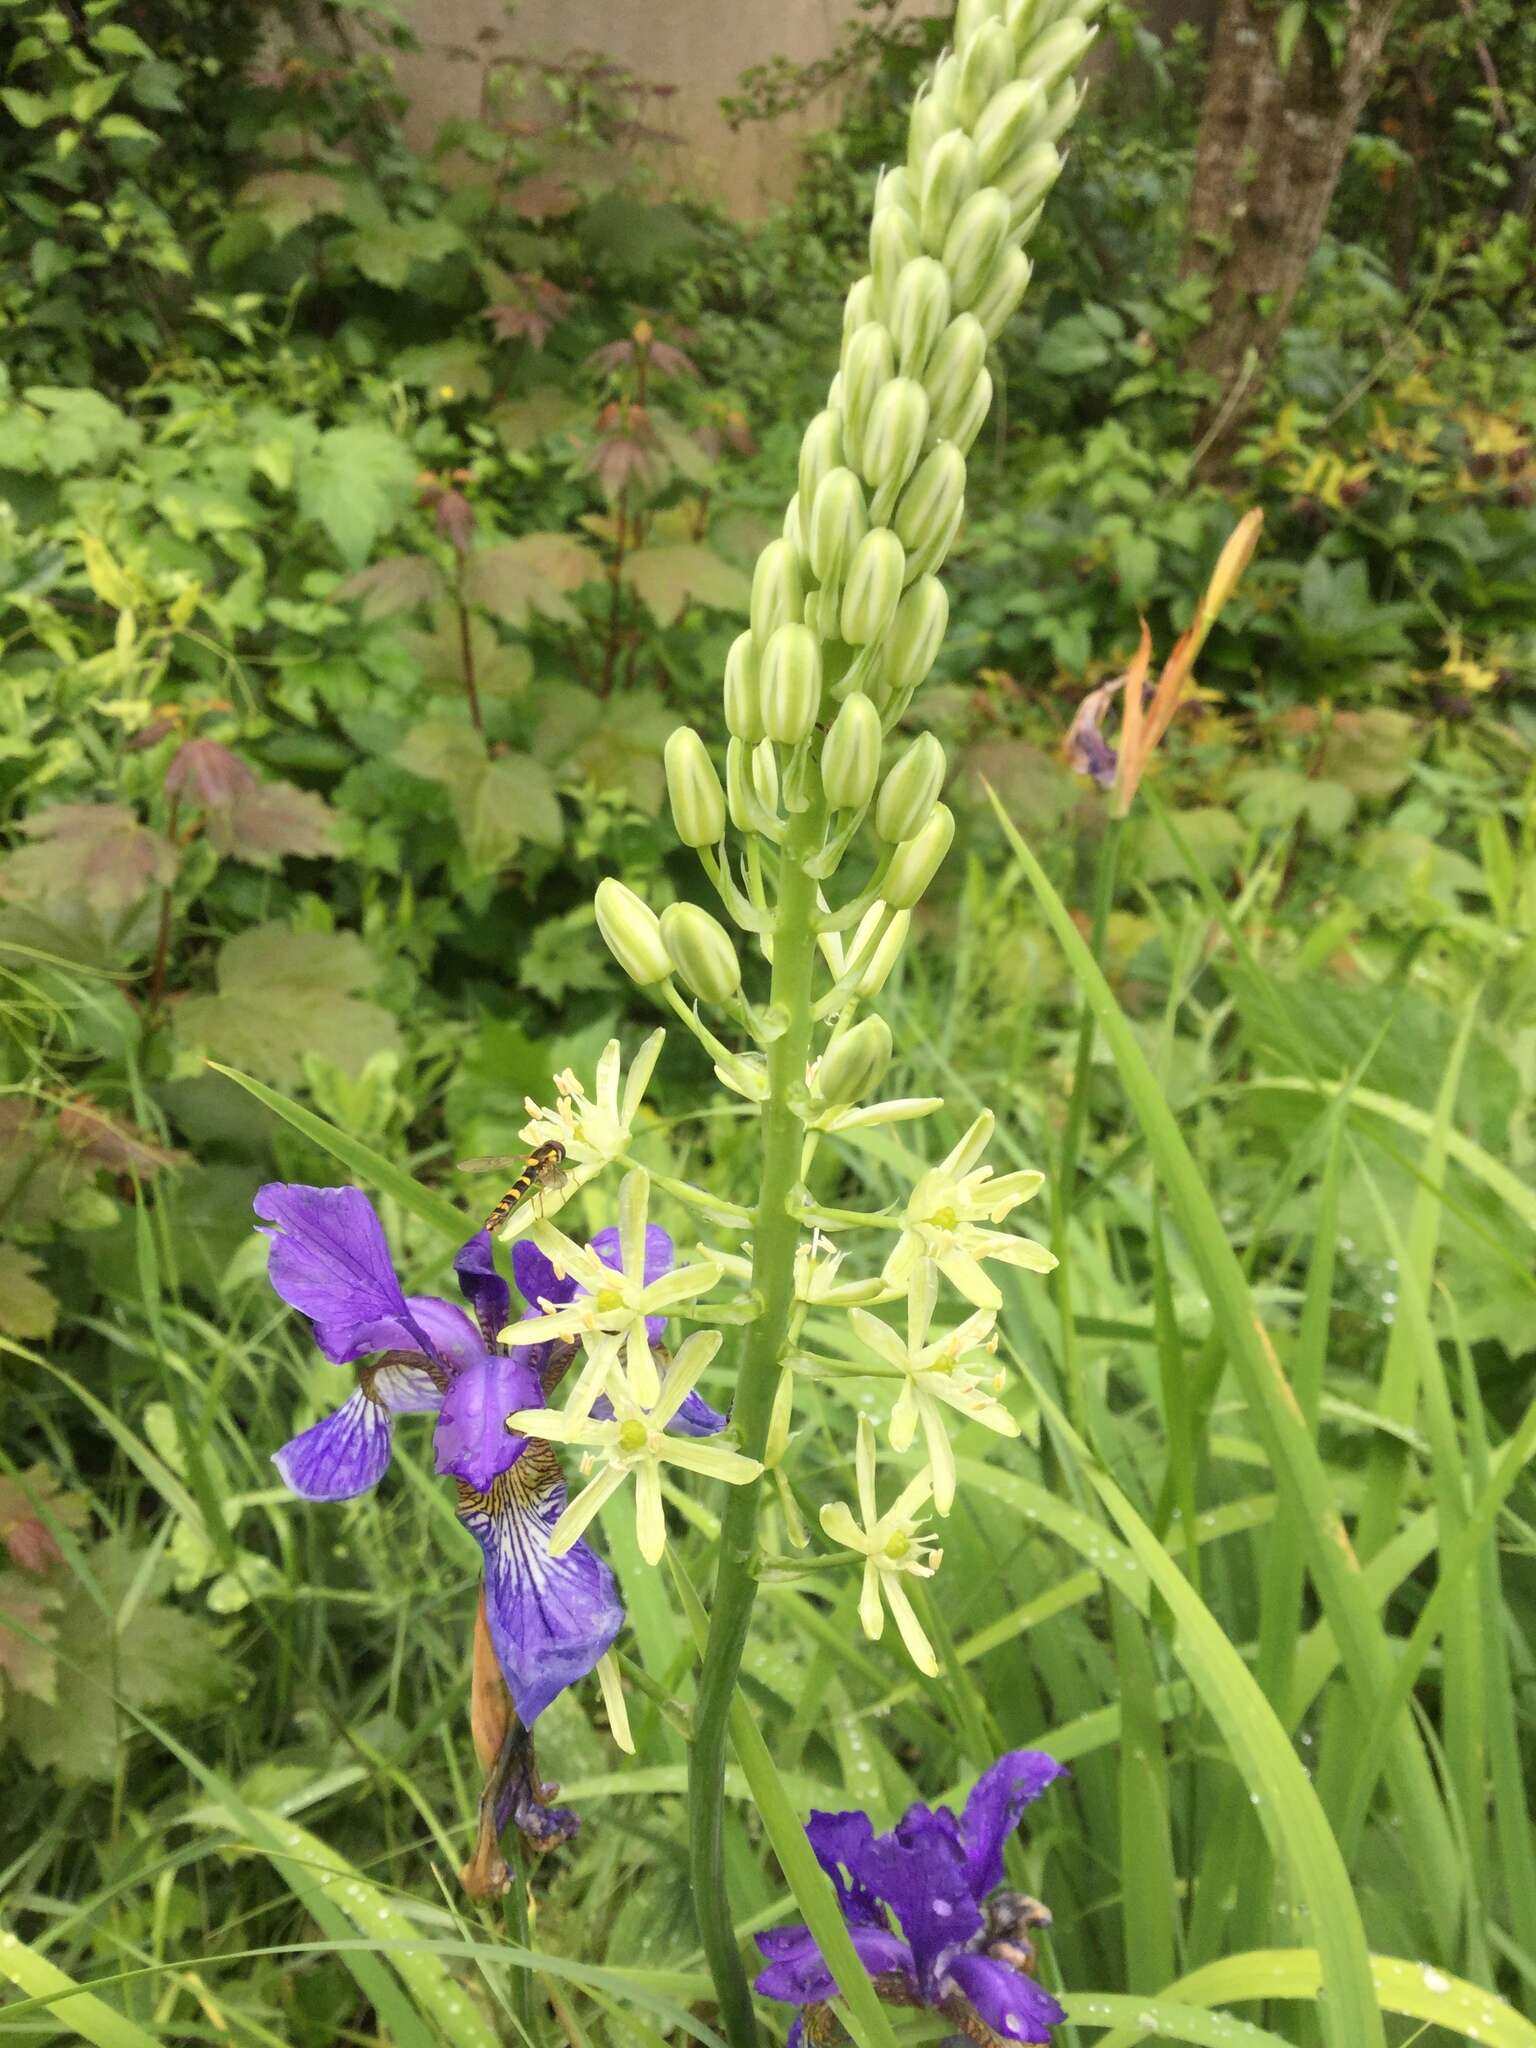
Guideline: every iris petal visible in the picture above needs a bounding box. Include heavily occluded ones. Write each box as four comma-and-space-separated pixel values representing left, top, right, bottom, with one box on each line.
752, 1923, 915, 2006
857, 1804, 981, 1995
457, 1442, 624, 1725
274, 1388, 394, 1500
433, 1354, 546, 1492
960, 1749, 1068, 1900
805, 1808, 885, 1928
256, 1183, 425, 1362
453, 1230, 511, 1348
944, 1952, 1065, 2043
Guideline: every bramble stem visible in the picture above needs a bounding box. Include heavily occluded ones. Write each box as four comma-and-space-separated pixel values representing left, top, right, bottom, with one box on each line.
687, 794, 826, 2048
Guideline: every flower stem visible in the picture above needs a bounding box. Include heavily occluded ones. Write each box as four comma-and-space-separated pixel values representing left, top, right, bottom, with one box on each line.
688, 795, 825, 2048
1050, 815, 1124, 1446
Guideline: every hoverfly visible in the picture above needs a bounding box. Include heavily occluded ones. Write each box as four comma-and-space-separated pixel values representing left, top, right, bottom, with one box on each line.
456, 1140, 568, 1235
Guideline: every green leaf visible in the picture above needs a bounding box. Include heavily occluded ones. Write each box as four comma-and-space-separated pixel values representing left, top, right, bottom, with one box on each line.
6, 1536, 234, 1781
296, 424, 418, 567
1275, 0, 1307, 71
395, 722, 563, 869
1094, 1950, 1536, 2048
345, 214, 463, 288
0, 1245, 58, 1339
206, 1064, 470, 1244
1, 88, 58, 129
0, 1933, 161, 2048
460, 532, 601, 627
622, 542, 751, 624
174, 924, 401, 1090
237, 168, 348, 239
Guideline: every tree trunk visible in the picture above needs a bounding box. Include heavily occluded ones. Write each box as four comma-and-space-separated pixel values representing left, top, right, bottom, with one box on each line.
1180, 0, 1401, 453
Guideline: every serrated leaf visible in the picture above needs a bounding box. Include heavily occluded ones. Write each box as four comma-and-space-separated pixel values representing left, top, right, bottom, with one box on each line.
345, 214, 462, 288
173, 924, 400, 1090
203, 779, 337, 868
0, 1246, 58, 1341
622, 542, 750, 624
237, 168, 347, 239
391, 337, 491, 399
0, 1570, 61, 1703
395, 718, 487, 788
295, 425, 417, 568
490, 384, 586, 452
0, 803, 177, 916
6, 1535, 235, 1781
331, 552, 445, 620
399, 610, 532, 698
453, 752, 563, 869
460, 532, 601, 627
1316, 707, 1421, 797
56, 1100, 186, 1174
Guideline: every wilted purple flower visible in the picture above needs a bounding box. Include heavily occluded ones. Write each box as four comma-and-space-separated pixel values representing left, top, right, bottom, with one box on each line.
755, 1750, 1068, 2046
259, 1187, 726, 1746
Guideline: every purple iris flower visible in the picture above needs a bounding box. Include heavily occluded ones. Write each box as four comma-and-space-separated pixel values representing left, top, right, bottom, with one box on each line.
259, 1186, 723, 1737
755, 1750, 1068, 2046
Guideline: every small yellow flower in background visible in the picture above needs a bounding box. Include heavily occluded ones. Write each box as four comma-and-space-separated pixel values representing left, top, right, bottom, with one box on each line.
510, 1030, 665, 1235
819, 1417, 942, 1677
850, 1259, 1018, 1516
438, 383, 457, 401
506, 1167, 721, 1410
511, 1331, 761, 1566
882, 1109, 1054, 1312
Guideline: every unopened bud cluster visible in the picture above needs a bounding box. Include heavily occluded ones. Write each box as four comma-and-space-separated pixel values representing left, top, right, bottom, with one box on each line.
576, 0, 1095, 1662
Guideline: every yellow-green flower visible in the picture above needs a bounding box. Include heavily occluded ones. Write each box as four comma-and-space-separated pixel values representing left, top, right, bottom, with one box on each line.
819, 1417, 942, 1676
882, 1110, 1054, 1310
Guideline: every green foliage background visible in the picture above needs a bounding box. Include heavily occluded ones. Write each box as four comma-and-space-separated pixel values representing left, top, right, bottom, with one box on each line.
2, 0, 1535, 2043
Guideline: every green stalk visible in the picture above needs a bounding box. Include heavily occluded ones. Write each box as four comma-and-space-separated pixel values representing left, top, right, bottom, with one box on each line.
688, 796, 826, 2048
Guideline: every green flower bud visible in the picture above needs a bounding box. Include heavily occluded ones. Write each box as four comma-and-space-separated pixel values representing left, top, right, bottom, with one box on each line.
919, 130, 980, 254
883, 802, 955, 908
906, 88, 947, 181
660, 902, 741, 1004
1018, 16, 1095, 91
926, 51, 963, 127
953, 0, 1005, 46
783, 491, 807, 566
944, 187, 1014, 310
843, 275, 875, 339
726, 735, 776, 836
751, 538, 804, 644
882, 575, 949, 697
724, 631, 765, 743
752, 737, 781, 814
1040, 76, 1085, 146
665, 726, 726, 847
855, 904, 911, 996
969, 245, 1032, 343
997, 140, 1062, 228
874, 165, 918, 220
956, 20, 1014, 126
973, 77, 1048, 179
923, 312, 989, 428
894, 442, 965, 567
808, 467, 869, 585
946, 365, 994, 455
839, 528, 906, 646
821, 691, 883, 812
902, 494, 965, 583
595, 877, 671, 986
760, 622, 822, 744
875, 731, 947, 843
859, 377, 930, 496
889, 256, 952, 378
841, 321, 897, 453
871, 206, 922, 324
814, 1014, 893, 1106
798, 409, 845, 515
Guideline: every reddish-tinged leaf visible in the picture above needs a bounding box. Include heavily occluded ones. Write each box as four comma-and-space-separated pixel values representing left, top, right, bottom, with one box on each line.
0, 1571, 62, 1703
0, 1466, 89, 1577
331, 553, 445, 620
165, 738, 258, 807
204, 780, 337, 868
56, 1099, 188, 1174
508, 173, 580, 220
125, 714, 181, 753
0, 804, 177, 915
460, 533, 601, 627
622, 542, 750, 624
647, 339, 698, 381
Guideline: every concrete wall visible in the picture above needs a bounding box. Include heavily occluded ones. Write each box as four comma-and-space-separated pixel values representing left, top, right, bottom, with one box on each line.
393, 0, 946, 218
